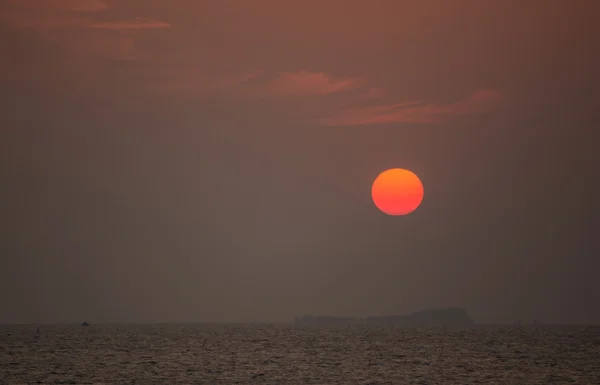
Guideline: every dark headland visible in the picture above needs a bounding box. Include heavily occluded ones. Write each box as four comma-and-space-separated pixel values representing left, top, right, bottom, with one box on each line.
295, 308, 474, 326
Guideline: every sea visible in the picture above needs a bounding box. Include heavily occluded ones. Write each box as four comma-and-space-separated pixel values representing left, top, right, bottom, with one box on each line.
1, 324, 599, 384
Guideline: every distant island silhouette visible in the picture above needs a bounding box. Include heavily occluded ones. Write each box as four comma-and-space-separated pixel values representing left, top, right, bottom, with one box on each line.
295, 315, 362, 325
295, 308, 474, 326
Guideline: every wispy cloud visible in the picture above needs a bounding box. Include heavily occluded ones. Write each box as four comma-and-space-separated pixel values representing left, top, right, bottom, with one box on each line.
361, 87, 385, 100
244, 71, 364, 98
2, 0, 106, 29
8, 0, 108, 13
149, 70, 363, 99
88, 19, 171, 30
317, 89, 504, 126
210, 71, 265, 89
0, 0, 170, 60
1, 1, 171, 30
0, 9, 86, 29
146, 69, 263, 96
145, 67, 503, 127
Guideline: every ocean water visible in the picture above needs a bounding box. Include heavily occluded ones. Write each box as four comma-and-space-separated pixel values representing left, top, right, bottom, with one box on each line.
1, 324, 599, 384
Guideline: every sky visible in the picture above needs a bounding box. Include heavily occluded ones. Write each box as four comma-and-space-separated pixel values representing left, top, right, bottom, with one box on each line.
1, 0, 598, 324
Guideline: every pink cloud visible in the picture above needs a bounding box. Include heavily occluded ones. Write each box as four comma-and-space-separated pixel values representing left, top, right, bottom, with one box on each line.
0, 0, 170, 60
209, 70, 264, 89
144, 68, 503, 128
145, 68, 253, 96
317, 89, 504, 126
88, 19, 171, 30
361, 87, 385, 100
8, 0, 108, 12
0, 5, 170, 30
0, 8, 88, 29
147, 70, 362, 99
245, 71, 364, 98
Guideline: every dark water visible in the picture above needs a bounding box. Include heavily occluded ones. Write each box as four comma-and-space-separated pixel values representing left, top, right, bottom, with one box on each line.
1, 324, 599, 384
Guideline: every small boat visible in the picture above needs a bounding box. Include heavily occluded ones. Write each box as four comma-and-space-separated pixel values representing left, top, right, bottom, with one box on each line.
80, 321, 90, 327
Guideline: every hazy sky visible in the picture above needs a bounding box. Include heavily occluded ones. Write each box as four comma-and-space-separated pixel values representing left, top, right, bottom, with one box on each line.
1, 0, 598, 324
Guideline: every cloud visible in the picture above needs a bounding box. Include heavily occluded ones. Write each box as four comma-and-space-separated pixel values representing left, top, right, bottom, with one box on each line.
0, 8, 87, 29
1, 1, 170, 30
88, 19, 171, 30
149, 69, 364, 99
317, 89, 504, 126
245, 71, 364, 98
147, 70, 363, 100
0, 0, 170, 60
361, 87, 385, 100
145, 68, 255, 96
144, 67, 502, 129
8, 0, 108, 13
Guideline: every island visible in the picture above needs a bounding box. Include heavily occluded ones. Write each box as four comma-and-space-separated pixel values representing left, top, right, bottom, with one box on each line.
294, 315, 362, 325
366, 308, 474, 326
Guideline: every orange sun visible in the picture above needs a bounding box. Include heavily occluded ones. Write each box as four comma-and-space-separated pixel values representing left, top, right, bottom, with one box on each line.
371, 168, 424, 215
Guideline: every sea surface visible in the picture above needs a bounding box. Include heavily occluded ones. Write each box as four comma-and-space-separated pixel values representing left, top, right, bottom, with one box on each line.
1, 324, 599, 384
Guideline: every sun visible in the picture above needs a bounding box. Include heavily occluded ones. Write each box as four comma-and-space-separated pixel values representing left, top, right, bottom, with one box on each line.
371, 168, 424, 215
